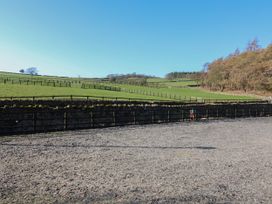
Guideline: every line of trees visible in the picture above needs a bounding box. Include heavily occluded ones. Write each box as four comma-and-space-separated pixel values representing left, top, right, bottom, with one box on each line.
107, 73, 154, 80
107, 73, 154, 86
165, 72, 201, 80
202, 39, 272, 92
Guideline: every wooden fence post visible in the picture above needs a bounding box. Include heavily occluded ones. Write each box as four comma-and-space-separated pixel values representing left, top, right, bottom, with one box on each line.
63, 111, 67, 130
133, 110, 136, 125
33, 112, 37, 132
113, 111, 116, 126
90, 111, 94, 127
255, 108, 257, 117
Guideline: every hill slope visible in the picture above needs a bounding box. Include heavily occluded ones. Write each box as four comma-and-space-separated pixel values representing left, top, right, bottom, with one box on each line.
203, 44, 272, 93
0, 71, 256, 101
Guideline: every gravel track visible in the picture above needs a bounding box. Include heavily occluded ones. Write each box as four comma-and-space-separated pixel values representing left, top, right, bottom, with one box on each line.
1, 118, 272, 203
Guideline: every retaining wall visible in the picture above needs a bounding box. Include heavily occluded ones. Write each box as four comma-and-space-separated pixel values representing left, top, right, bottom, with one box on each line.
0, 100, 271, 135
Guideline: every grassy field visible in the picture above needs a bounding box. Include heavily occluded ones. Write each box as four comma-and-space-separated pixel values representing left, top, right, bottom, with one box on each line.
0, 84, 165, 100
147, 78, 198, 86
110, 83, 254, 100
0, 71, 257, 101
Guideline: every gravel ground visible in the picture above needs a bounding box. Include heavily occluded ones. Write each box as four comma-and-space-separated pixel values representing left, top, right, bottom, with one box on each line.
1, 118, 272, 203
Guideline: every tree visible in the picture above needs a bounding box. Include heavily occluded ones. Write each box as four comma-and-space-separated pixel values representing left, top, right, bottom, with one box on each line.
246, 38, 261, 52
203, 39, 272, 93
25, 67, 38, 75
202, 63, 210, 72
233, 48, 240, 56
19, 69, 24, 74
165, 72, 201, 80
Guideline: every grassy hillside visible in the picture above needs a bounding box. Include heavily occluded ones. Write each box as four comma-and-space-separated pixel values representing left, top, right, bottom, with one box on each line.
147, 78, 198, 87
0, 84, 166, 100
111, 83, 253, 100
0, 71, 257, 101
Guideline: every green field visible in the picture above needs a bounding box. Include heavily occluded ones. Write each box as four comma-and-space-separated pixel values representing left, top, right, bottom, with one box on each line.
0, 84, 165, 100
147, 78, 198, 87
111, 83, 253, 100
0, 71, 257, 101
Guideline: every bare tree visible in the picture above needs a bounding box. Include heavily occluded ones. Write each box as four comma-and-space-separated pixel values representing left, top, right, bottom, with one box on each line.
233, 48, 240, 56
246, 38, 261, 52
202, 63, 210, 72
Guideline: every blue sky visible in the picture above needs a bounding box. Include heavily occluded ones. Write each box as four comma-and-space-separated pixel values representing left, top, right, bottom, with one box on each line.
0, 0, 272, 77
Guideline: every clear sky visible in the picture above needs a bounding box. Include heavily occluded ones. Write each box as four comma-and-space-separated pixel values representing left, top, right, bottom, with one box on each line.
0, 0, 272, 77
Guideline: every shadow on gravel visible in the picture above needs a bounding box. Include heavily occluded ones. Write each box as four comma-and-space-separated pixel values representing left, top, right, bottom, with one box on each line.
0, 143, 216, 150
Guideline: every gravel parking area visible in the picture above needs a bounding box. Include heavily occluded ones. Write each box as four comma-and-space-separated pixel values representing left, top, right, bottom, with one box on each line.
1, 118, 272, 203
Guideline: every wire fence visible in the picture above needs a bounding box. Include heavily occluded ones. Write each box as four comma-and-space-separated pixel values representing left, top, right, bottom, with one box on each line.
0, 77, 72, 87
0, 94, 266, 104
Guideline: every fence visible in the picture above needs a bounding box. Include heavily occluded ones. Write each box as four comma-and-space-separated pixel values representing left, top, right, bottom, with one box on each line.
0, 77, 72, 88
81, 83, 121, 92
0, 95, 173, 102
0, 100, 271, 135
0, 95, 265, 103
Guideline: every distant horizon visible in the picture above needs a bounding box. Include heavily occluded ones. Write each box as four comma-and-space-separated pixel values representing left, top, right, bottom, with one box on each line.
1, 0, 272, 77
0, 68, 203, 79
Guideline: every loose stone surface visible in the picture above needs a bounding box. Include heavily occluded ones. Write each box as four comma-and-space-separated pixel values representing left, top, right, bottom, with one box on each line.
1, 118, 272, 203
